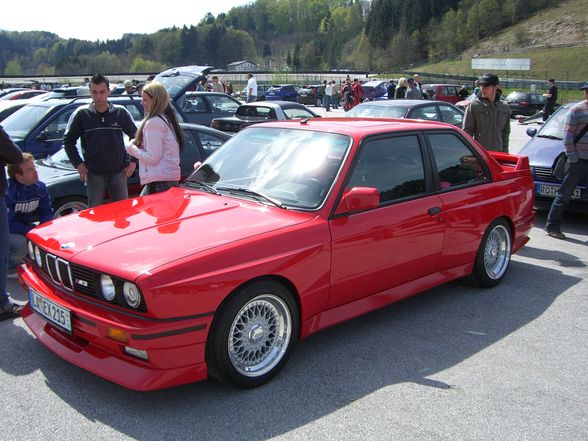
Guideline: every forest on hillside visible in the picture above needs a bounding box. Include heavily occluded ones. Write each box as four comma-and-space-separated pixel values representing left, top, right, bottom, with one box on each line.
0, 0, 562, 75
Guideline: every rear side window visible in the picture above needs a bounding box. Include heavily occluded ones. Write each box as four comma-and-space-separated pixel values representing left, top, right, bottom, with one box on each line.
428, 133, 488, 188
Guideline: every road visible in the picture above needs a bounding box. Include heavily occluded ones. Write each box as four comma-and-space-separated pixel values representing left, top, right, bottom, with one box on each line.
1, 114, 586, 441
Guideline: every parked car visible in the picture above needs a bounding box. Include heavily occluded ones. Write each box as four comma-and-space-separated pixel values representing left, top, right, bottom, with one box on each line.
422, 84, 461, 104
518, 101, 586, 210
36, 123, 231, 218
1, 96, 144, 158
210, 101, 320, 133
504, 91, 549, 117
297, 84, 324, 107
455, 93, 477, 110
360, 80, 391, 101
346, 99, 464, 127
0, 89, 48, 100
239, 84, 270, 101
0, 88, 27, 98
20, 117, 534, 391
177, 92, 242, 126
263, 84, 300, 102
0, 100, 30, 122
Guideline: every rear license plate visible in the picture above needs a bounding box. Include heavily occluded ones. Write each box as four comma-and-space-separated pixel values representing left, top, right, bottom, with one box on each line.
537, 184, 581, 199
28, 288, 72, 333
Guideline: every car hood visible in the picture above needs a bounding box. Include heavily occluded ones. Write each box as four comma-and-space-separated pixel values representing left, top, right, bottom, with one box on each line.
518, 137, 563, 168
35, 158, 78, 184
29, 187, 313, 279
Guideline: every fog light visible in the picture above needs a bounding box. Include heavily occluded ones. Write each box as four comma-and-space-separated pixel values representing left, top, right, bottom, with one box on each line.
106, 327, 128, 343
124, 347, 149, 360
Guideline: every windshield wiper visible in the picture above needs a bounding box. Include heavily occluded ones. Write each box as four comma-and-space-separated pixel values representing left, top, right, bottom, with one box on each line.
217, 186, 286, 209
537, 134, 562, 140
183, 181, 221, 195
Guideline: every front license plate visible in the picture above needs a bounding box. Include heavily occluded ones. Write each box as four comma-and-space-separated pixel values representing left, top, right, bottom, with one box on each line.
28, 288, 72, 333
537, 184, 581, 199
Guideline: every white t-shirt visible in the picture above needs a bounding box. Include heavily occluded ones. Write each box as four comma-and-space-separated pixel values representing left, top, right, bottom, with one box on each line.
247, 77, 258, 96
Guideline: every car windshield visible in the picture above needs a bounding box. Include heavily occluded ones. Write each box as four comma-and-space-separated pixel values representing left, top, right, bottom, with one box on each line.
536, 105, 570, 139
347, 104, 407, 118
186, 127, 351, 209
2, 103, 53, 138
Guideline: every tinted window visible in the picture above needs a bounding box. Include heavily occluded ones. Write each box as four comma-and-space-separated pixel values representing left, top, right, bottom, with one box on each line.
43, 108, 76, 140
183, 95, 208, 113
207, 95, 239, 113
438, 104, 464, 126
349, 135, 426, 204
428, 133, 487, 188
409, 105, 439, 122
283, 107, 316, 119
197, 131, 227, 156
180, 130, 204, 176
124, 104, 143, 121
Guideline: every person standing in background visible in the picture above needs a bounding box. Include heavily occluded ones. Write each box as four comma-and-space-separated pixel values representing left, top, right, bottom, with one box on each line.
246, 73, 258, 103
542, 79, 558, 121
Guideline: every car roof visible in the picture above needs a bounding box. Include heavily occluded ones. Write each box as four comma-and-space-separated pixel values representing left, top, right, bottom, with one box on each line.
240, 100, 304, 108
355, 99, 458, 108
253, 117, 455, 136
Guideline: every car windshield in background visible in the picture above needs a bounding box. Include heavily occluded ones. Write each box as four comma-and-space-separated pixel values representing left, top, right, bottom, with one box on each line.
186, 127, 351, 210
347, 104, 407, 118
2, 104, 52, 138
537, 105, 569, 139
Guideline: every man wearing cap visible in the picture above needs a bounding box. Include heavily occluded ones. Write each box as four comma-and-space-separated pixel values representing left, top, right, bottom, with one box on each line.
462, 73, 511, 152
122, 80, 134, 95
545, 81, 588, 240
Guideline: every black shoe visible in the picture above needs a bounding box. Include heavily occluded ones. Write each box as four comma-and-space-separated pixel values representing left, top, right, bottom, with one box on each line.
0, 299, 25, 320
546, 230, 566, 240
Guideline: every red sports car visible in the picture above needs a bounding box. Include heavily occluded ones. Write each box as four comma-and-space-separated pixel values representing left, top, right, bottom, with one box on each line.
19, 118, 535, 391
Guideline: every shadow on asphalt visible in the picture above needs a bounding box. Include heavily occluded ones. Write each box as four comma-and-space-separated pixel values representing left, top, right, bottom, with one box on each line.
0, 256, 580, 440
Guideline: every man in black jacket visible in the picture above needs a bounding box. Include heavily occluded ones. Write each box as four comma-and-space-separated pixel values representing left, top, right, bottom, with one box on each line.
0, 125, 24, 320
63, 73, 137, 207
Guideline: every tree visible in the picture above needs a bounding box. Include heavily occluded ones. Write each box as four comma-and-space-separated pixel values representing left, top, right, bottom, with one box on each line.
4, 59, 22, 75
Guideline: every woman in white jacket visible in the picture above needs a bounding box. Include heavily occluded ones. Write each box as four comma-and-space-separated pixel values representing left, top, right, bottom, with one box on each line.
126, 82, 184, 195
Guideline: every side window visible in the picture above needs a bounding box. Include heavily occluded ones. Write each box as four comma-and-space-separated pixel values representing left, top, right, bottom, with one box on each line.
183, 96, 207, 113
348, 135, 426, 204
283, 108, 316, 119
179, 131, 204, 177
44, 108, 75, 140
439, 104, 463, 126
428, 133, 488, 188
208, 95, 239, 113
410, 105, 439, 122
124, 104, 143, 121
197, 132, 226, 156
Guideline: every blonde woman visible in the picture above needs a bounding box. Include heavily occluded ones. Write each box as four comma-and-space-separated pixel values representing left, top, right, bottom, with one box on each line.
126, 82, 184, 195
394, 77, 407, 99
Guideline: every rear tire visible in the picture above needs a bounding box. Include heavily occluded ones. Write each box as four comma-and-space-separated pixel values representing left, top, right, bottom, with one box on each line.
466, 219, 512, 287
206, 280, 299, 388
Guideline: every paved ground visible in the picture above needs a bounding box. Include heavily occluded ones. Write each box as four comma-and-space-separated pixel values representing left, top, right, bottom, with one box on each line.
2, 111, 585, 441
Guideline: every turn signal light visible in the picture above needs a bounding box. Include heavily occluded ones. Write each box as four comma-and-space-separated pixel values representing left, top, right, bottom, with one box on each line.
106, 327, 129, 343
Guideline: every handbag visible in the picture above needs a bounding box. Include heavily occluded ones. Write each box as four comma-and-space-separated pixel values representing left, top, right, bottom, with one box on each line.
551, 123, 588, 180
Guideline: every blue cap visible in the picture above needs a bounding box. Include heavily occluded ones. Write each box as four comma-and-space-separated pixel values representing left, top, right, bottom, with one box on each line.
581, 82, 588, 90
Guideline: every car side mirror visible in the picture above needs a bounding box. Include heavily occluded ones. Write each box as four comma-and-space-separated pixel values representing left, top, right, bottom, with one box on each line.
526, 127, 537, 137
334, 187, 380, 216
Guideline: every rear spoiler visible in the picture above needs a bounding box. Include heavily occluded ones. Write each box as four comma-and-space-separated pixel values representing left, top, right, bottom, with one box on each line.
488, 151, 531, 178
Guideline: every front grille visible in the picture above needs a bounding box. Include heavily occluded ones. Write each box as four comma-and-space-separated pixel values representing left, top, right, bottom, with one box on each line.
534, 166, 557, 181
35, 247, 147, 312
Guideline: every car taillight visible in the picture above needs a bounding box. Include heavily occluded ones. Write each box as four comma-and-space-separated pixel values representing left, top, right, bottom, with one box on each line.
520, 101, 529, 107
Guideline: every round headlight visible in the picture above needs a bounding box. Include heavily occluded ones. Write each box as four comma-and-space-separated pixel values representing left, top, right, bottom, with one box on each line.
28, 241, 35, 260
34, 246, 42, 267
100, 275, 116, 301
123, 282, 141, 309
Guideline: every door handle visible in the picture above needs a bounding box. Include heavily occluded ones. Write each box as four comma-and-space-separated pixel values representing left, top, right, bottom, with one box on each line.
427, 207, 442, 216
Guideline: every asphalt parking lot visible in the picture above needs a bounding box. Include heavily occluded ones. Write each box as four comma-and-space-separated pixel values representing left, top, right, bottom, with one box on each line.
1, 111, 586, 441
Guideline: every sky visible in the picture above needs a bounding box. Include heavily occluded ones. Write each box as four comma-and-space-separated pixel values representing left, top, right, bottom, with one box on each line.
1, 0, 251, 41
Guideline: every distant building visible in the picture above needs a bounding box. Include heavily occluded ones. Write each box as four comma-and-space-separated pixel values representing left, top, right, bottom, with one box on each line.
226, 61, 258, 72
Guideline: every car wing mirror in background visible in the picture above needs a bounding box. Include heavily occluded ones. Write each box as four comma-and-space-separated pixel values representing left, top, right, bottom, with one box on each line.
334, 187, 380, 216
526, 127, 537, 137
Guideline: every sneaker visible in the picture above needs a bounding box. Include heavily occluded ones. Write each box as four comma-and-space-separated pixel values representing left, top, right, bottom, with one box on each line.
547, 230, 566, 240
0, 298, 25, 320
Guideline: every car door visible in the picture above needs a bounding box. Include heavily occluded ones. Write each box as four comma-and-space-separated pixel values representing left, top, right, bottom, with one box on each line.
328, 133, 445, 308
180, 94, 211, 125
425, 131, 493, 269
27, 106, 76, 157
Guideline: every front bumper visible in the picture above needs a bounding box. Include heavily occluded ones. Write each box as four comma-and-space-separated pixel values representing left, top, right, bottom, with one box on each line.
20, 263, 212, 391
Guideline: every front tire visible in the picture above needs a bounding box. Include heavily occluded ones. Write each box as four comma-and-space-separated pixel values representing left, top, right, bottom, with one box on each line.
467, 219, 512, 287
206, 280, 299, 388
